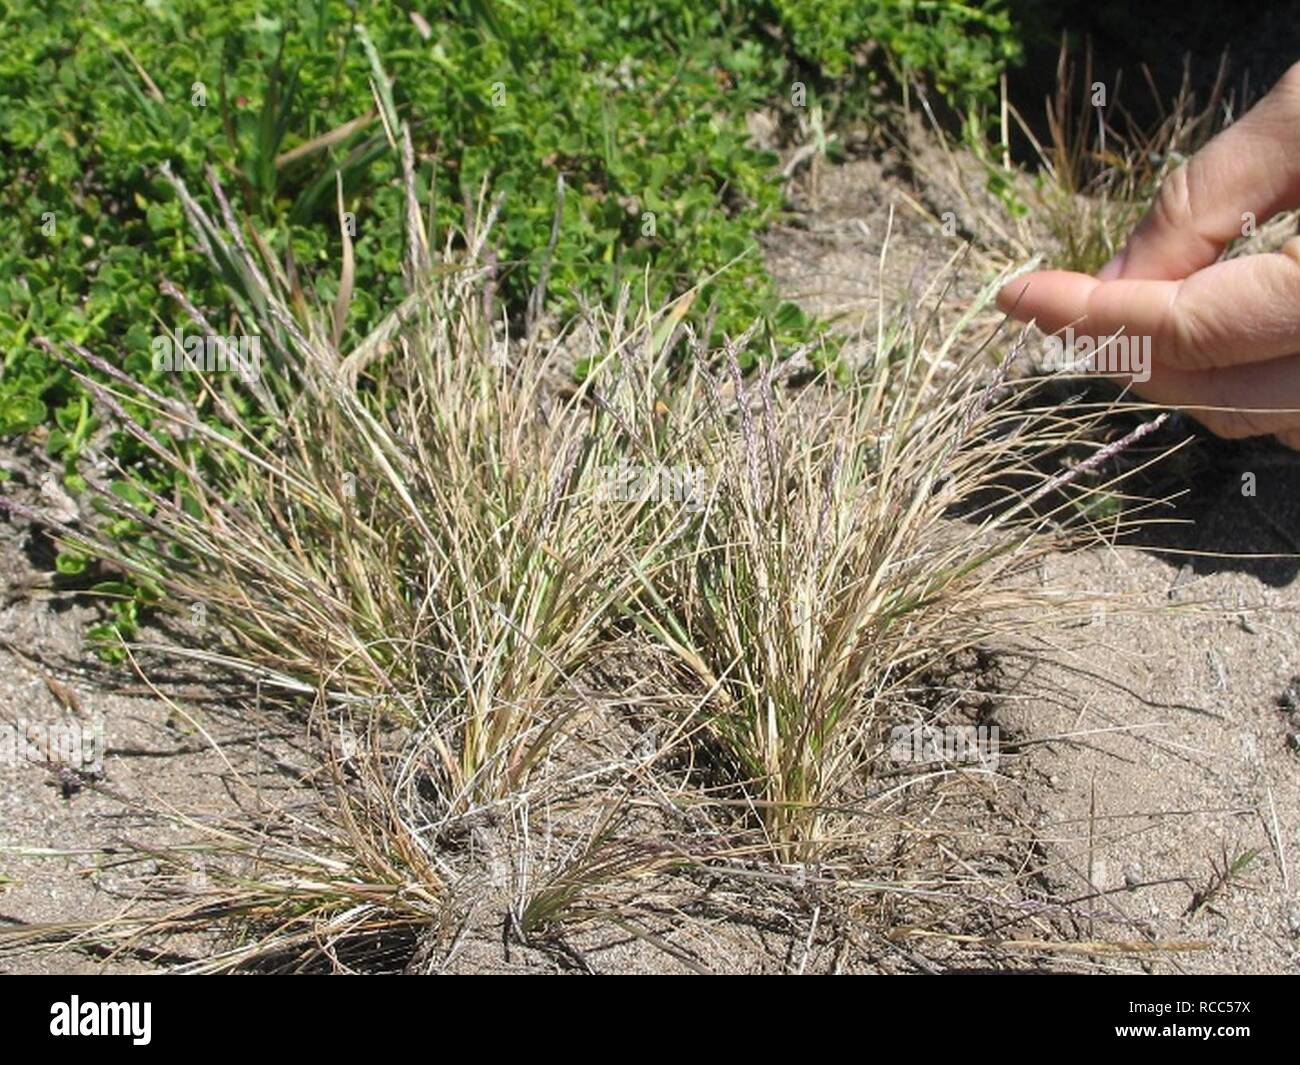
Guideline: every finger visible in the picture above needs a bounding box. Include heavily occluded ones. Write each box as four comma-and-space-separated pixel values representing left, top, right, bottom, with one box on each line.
1129, 353, 1300, 439
999, 243, 1300, 372
1098, 61, 1300, 281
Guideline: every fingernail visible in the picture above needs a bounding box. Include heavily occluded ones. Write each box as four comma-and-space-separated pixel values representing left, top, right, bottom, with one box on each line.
1097, 248, 1127, 281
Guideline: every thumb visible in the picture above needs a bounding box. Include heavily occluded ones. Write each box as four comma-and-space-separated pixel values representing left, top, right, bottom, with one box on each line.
1100, 61, 1300, 282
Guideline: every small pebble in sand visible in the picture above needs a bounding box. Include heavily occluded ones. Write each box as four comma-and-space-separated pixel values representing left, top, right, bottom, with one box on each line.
1279, 677, 1300, 715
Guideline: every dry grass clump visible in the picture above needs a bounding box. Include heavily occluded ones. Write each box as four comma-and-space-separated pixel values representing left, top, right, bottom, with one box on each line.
43, 182, 677, 811
1, 99, 1177, 970
623, 285, 1148, 860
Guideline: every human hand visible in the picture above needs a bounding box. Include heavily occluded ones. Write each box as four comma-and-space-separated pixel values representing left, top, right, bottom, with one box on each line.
997, 61, 1300, 447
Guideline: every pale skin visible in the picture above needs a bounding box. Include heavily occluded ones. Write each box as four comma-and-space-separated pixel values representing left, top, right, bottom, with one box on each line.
997, 60, 1300, 448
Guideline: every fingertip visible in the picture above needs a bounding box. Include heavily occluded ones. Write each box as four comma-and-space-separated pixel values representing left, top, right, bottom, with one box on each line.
998, 271, 1054, 317
1096, 248, 1128, 281
996, 279, 1029, 315
997, 270, 1099, 331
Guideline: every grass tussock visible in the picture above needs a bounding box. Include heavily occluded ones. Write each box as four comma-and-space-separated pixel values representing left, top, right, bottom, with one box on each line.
1, 103, 1180, 970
